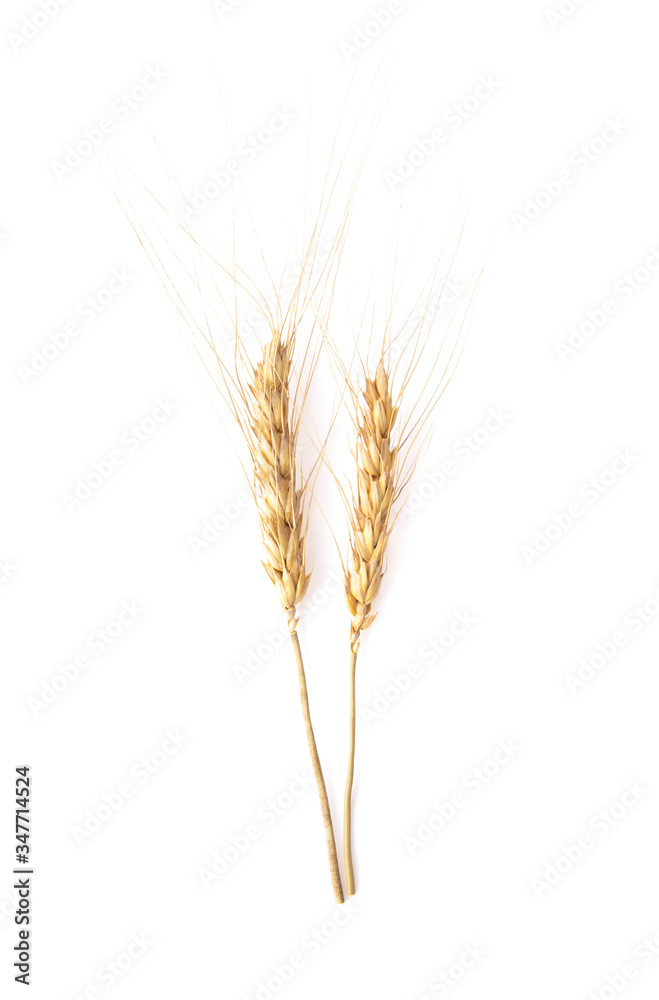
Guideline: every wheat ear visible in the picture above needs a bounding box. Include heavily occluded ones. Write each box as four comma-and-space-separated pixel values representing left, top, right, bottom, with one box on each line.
342, 359, 398, 894
251, 330, 344, 903
345, 360, 398, 654
252, 333, 309, 631
334, 232, 481, 894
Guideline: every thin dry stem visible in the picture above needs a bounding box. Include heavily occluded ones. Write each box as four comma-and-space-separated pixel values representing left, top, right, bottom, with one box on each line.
343, 649, 358, 895
290, 631, 344, 904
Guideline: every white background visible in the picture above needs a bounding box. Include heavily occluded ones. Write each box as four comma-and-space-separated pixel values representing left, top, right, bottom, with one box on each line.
2, 1, 659, 998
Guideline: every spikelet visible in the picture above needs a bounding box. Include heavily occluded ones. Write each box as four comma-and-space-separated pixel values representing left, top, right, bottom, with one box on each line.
345, 359, 398, 653
250, 332, 309, 633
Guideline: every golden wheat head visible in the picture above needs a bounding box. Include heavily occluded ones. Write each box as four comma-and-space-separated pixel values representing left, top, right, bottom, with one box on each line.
345, 359, 399, 652
250, 331, 309, 633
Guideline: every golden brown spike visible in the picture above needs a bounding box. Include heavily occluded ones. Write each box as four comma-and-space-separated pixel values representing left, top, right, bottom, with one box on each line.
250, 330, 345, 902
251, 332, 309, 633
345, 359, 397, 653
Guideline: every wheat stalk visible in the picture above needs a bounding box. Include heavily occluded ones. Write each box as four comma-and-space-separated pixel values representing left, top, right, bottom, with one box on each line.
330, 238, 482, 895
250, 329, 344, 902
341, 359, 398, 893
